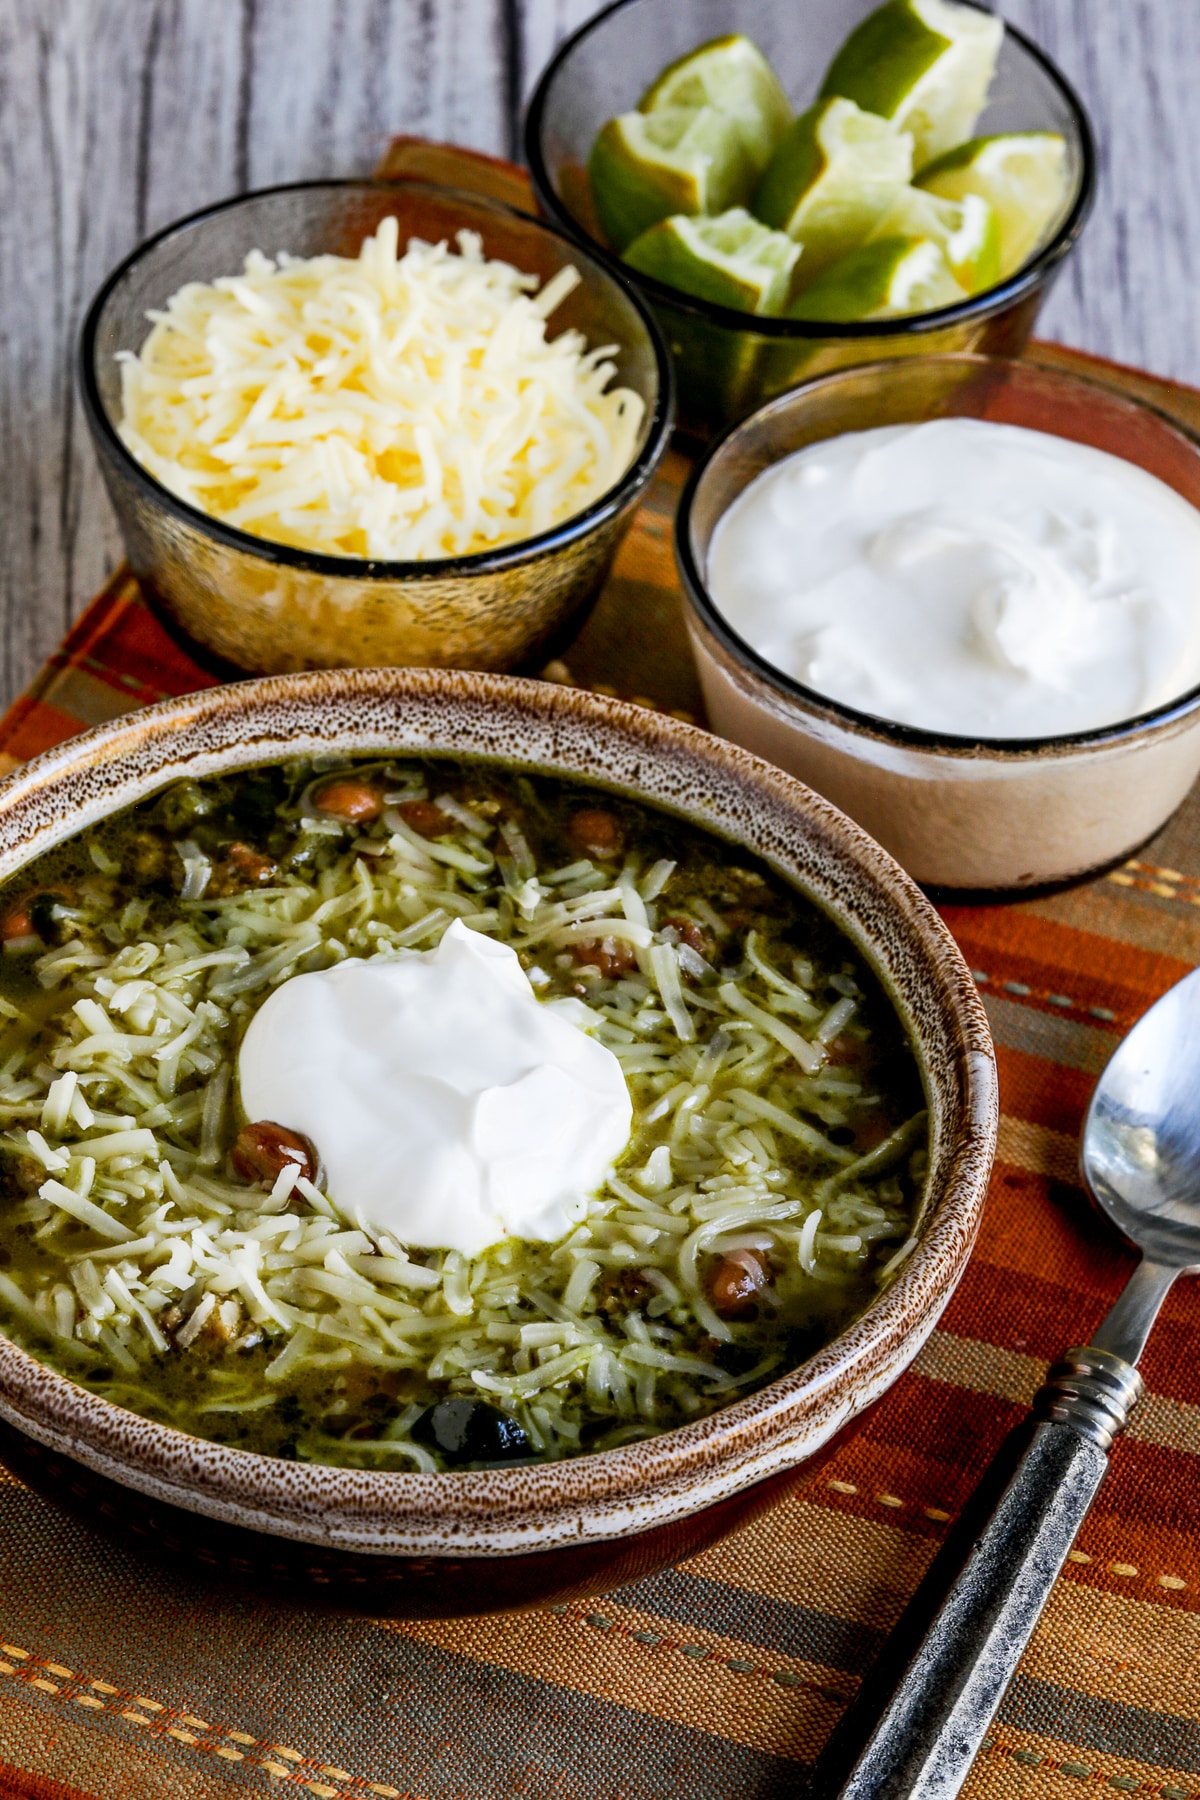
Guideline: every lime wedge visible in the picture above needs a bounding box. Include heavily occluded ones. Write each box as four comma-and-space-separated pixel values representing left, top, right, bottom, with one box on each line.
640, 34, 792, 175
820, 0, 1003, 168
916, 131, 1071, 275
588, 106, 757, 252
873, 184, 1001, 291
623, 208, 801, 315
787, 234, 965, 321
754, 97, 913, 276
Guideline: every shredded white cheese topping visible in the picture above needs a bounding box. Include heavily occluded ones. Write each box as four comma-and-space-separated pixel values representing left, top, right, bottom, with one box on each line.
117, 218, 645, 562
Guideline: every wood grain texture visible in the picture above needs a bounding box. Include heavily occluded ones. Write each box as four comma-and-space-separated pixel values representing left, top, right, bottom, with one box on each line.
0, 0, 1196, 711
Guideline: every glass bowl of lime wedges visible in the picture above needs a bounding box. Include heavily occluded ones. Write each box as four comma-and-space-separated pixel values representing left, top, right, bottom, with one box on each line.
525, 0, 1094, 436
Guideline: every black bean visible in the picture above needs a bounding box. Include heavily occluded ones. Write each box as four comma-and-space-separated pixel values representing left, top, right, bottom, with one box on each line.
414, 1398, 531, 1465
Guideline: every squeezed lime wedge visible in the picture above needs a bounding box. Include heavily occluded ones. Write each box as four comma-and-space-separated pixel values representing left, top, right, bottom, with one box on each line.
916, 131, 1072, 275
873, 184, 1001, 291
623, 208, 801, 315
820, 0, 1003, 168
787, 234, 965, 321
754, 96, 913, 276
640, 34, 792, 175
588, 106, 757, 251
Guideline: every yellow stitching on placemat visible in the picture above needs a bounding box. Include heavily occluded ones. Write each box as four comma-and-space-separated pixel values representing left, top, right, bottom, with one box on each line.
2, 1547, 1195, 1792
539, 1600, 854, 1703
979, 1735, 1200, 1796
1109, 859, 1200, 909
822, 1483, 1191, 1592
0, 1644, 425, 1798
1125, 861, 1191, 885
969, 968, 1121, 1025
78, 655, 179, 703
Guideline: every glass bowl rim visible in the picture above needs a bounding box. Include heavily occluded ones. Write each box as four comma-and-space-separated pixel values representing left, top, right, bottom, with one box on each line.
675, 352, 1200, 758
77, 177, 676, 583
523, 0, 1097, 343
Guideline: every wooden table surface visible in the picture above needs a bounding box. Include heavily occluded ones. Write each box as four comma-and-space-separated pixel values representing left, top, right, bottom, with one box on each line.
2, 0, 1196, 714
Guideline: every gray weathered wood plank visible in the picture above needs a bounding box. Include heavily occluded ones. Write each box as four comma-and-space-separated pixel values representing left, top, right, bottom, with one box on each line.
0, 0, 1196, 713
0, 0, 514, 709
995, 0, 1200, 383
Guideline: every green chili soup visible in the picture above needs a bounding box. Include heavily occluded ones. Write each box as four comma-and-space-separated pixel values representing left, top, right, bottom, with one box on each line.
0, 756, 927, 1471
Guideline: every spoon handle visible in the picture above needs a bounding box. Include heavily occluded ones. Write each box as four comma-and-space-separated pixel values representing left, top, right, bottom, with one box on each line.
814, 1346, 1143, 1800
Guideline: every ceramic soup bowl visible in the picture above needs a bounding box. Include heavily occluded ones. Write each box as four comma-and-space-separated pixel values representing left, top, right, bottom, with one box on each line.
0, 670, 996, 1614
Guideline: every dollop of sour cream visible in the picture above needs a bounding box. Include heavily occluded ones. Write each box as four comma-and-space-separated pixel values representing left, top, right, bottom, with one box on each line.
707, 419, 1200, 739
237, 920, 632, 1257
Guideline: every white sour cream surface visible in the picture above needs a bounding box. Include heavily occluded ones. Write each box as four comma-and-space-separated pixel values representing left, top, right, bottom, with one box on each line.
238, 920, 632, 1257
707, 419, 1200, 739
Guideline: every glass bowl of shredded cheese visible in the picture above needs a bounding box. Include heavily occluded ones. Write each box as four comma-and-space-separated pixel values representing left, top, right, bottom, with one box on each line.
79, 181, 673, 675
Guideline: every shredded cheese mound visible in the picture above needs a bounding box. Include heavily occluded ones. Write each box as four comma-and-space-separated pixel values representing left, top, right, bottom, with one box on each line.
116, 218, 646, 562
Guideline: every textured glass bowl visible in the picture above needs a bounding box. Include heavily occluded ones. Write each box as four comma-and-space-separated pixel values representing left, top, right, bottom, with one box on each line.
79, 181, 674, 676
677, 354, 1200, 891
525, 0, 1095, 437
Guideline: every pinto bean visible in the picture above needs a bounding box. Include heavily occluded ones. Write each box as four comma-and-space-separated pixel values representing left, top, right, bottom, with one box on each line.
569, 934, 638, 979
232, 1121, 318, 1188
567, 808, 625, 861
661, 915, 710, 957
393, 799, 453, 839
1, 907, 35, 943
707, 1248, 770, 1319
226, 842, 277, 884
594, 1268, 656, 1315
661, 915, 715, 984
1, 890, 71, 945
313, 778, 384, 823
208, 842, 278, 897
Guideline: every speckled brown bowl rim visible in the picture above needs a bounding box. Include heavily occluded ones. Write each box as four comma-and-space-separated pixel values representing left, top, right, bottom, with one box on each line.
0, 670, 997, 1556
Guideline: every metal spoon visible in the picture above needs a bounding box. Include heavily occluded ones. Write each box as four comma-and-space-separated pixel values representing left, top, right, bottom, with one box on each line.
813, 965, 1200, 1800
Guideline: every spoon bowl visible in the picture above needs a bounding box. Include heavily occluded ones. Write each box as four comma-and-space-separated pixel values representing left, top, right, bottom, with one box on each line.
1081, 966, 1200, 1270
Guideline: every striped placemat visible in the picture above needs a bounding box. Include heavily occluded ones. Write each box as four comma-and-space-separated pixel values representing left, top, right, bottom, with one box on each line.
3, 400, 1200, 1800
3, 144, 1200, 1800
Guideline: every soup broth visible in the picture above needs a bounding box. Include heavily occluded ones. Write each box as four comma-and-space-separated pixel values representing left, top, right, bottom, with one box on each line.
0, 756, 926, 1471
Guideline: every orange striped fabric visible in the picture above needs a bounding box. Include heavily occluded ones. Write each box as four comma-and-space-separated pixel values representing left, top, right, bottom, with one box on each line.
5, 121, 1200, 1791
1, 370, 1200, 1798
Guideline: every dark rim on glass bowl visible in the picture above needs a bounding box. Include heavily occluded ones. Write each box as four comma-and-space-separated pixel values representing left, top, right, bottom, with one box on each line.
524, 0, 1096, 345
675, 354, 1200, 759
78, 178, 676, 584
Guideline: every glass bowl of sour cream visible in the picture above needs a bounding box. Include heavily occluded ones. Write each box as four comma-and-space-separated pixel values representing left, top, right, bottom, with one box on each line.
676, 354, 1200, 891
